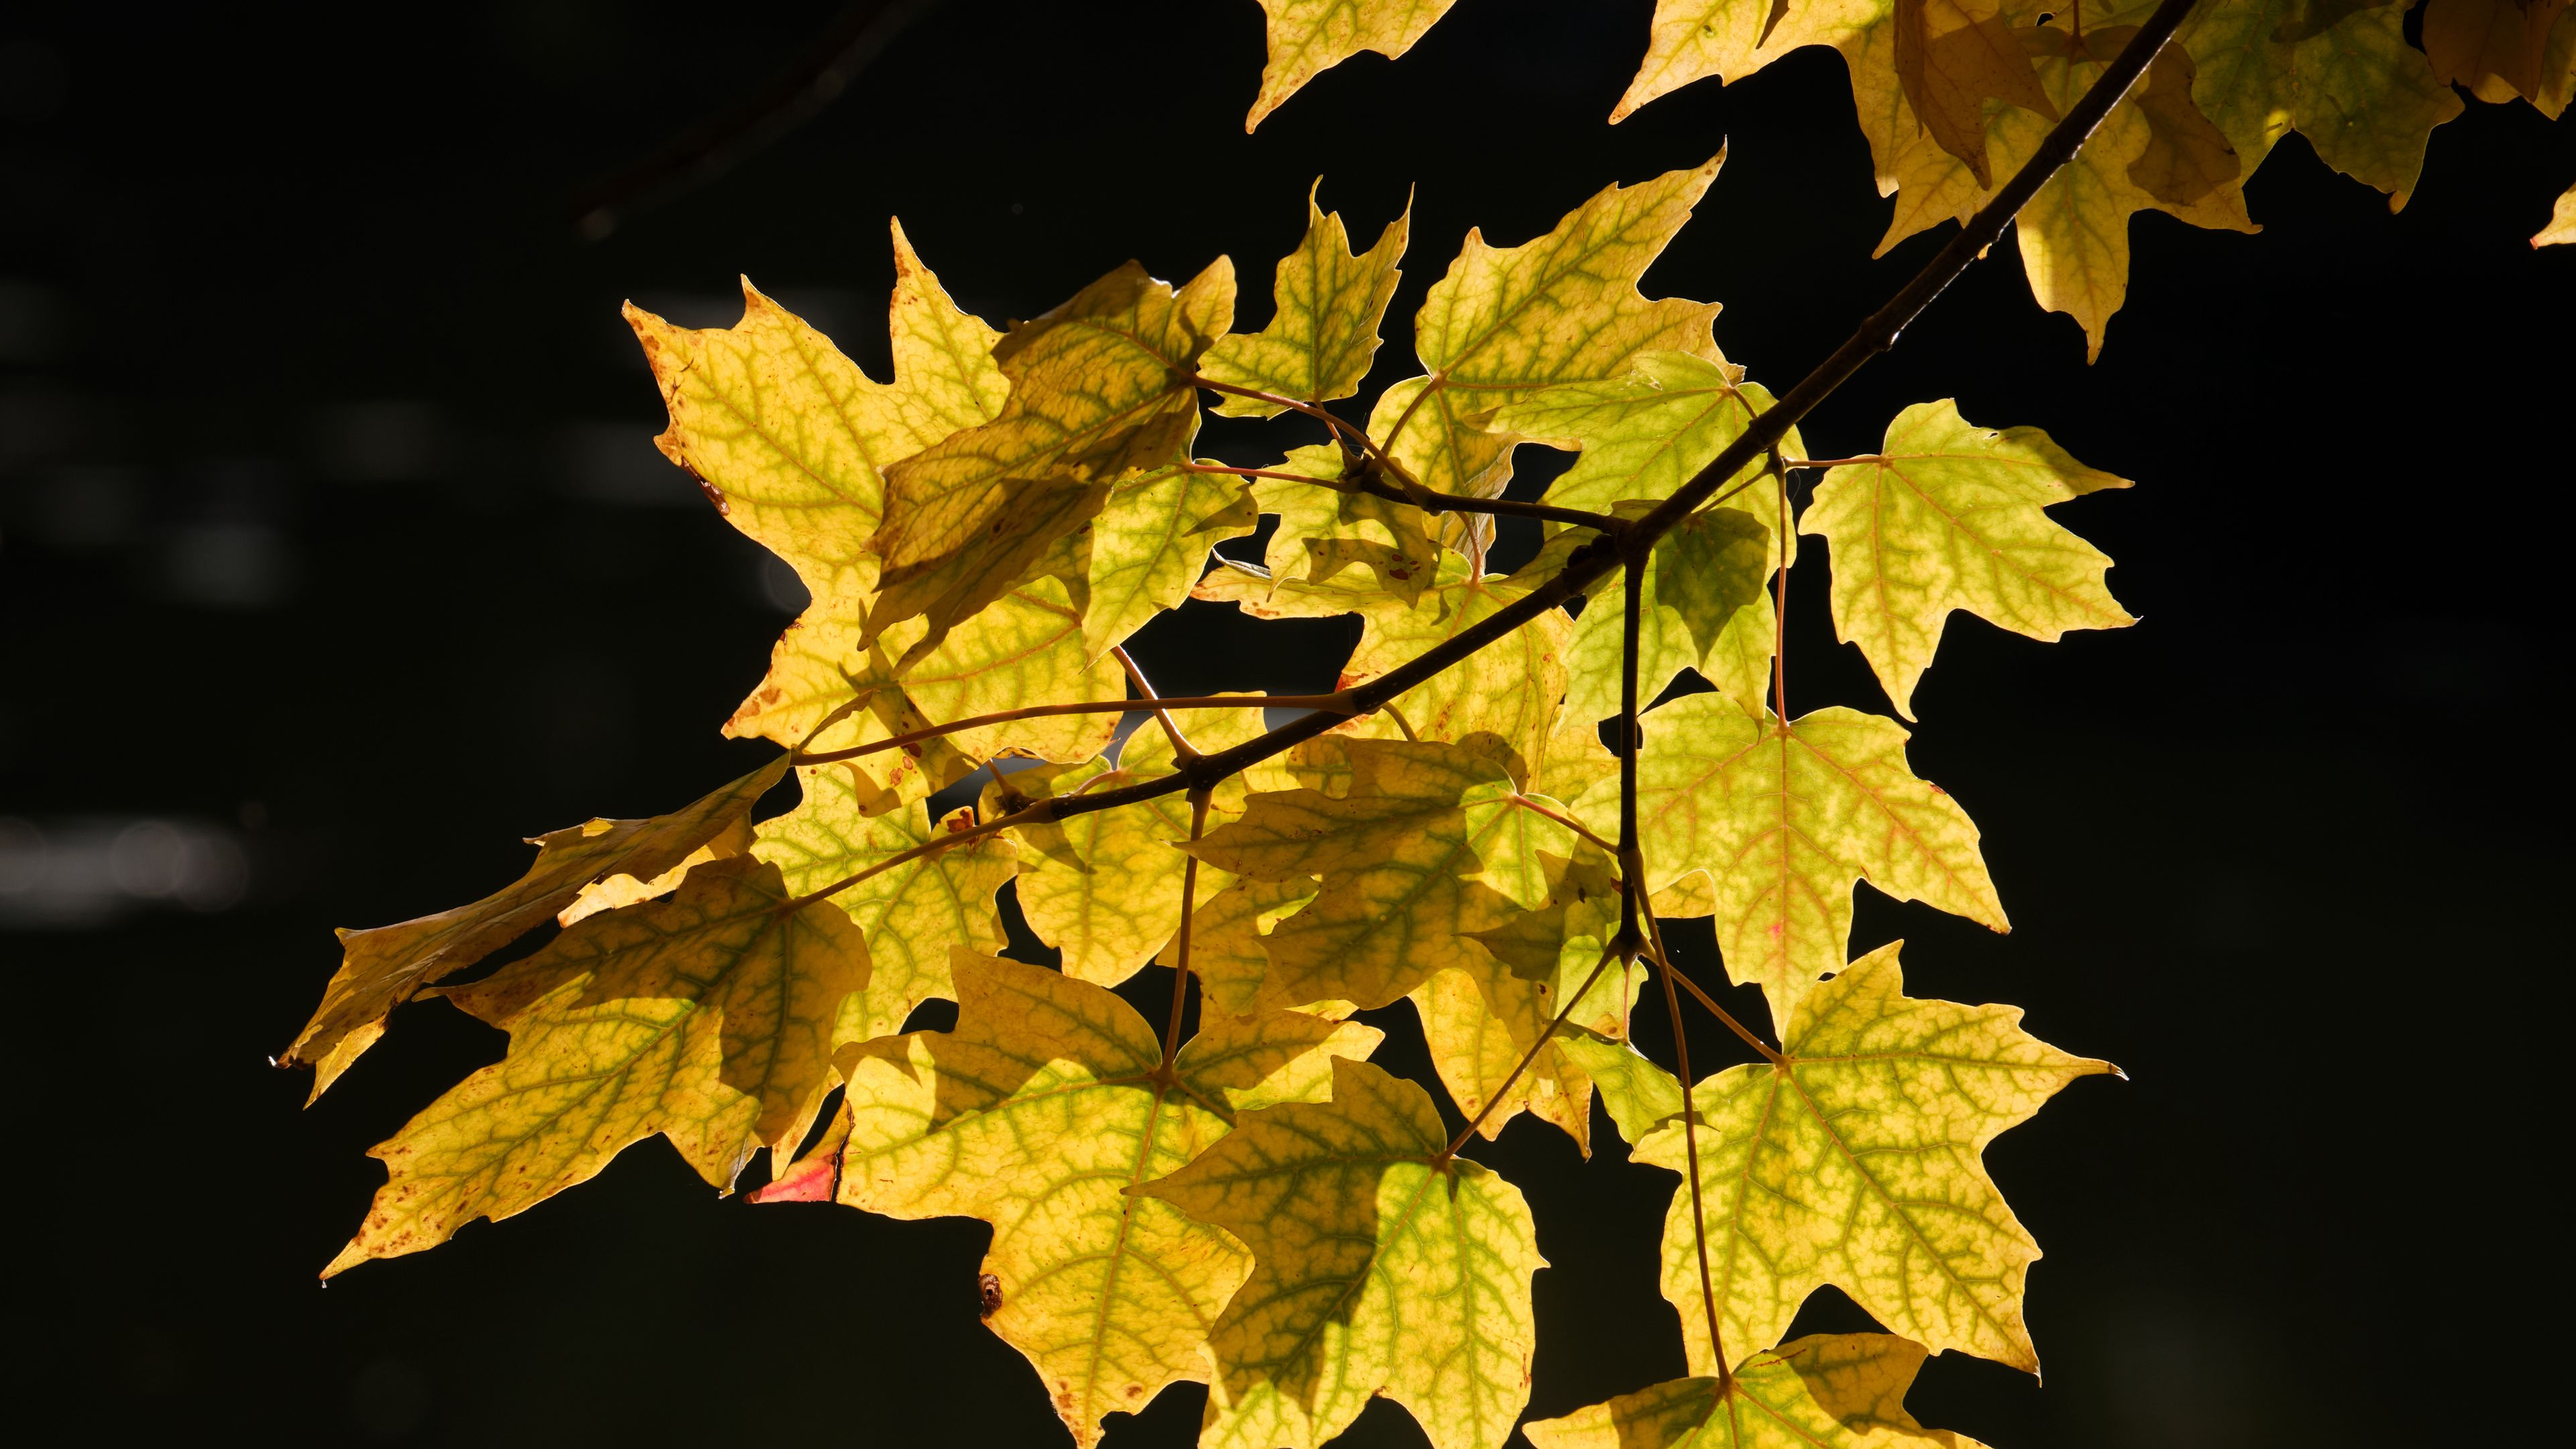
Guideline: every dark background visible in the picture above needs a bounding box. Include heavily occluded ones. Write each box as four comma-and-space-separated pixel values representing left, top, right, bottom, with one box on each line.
3, 2, 2567, 1445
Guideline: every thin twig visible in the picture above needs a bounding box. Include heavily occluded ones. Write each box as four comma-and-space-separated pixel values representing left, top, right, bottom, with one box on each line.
1640, 898, 1782, 1067
1160, 790, 1213, 1069
1508, 793, 1616, 854
1782, 456, 1880, 470
1114, 645, 1197, 761
1434, 949, 1616, 1163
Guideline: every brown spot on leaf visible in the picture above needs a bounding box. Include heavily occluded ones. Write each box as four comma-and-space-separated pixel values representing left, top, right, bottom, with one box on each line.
978, 1271, 1004, 1319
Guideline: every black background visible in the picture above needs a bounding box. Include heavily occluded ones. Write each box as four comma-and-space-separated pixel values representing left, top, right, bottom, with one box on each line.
2, 3, 2567, 1445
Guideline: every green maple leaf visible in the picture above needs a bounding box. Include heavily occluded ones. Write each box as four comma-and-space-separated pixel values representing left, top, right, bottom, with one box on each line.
753, 764, 1020, 1044
1203, 184, 1409, 414
1801, 399, 2134, 720
1372, 154, 1728, 511
1244, 0, 1462, 127
1587, 694, 2003, 1028
870, 258, 1236, 659
1136, 1056, 1548, 1449
780, 950, 1377, 1446
1556, 1029, 1687, 1146
1632, 943, 2110, 1373
1525, 1334, 1990, 1449
1184, 738, 1569, 1012
626, 223, 1006, 748
280, 753, 789, 1095
324, 855, 868, 1274
2185, 0, 2465, 201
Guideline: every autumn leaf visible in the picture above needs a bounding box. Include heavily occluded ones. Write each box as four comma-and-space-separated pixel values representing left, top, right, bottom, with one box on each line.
1893, 0, 2056, 186
1524, 1334, 1990, 1449
625, 223, 1007, 749
1251, 446, 1444, 606
1203, 184, 1409, 415
1170, 874, 1326, 1018
2540, 180, 2576, 246
280, 753, 789, 1095
984, 750, 1230, 989
870, 258, 1235, 659
1137, 1056, 1546, 1449
1185, 738, 1567, 1011
1375, 154, 1728, 510
1244, 0, 1461, 128
1589, 694, 2003, 1028
850, 571, 1131, 769
1634, 943, 2110, 1373
753, 764, 1018, 1045
1081, 462, 1260, 660
1612, 0, 1869, 122
2184, 0, 2463, 204
323, 855, 868, 1274
1801, 400, 2133, 720
796, 951, 1377, 1446
1556, 1029, 1686, 1146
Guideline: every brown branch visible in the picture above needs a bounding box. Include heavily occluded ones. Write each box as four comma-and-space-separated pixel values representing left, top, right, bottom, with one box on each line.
1435, 949, 1617, 1164
1160, 790, 1214, 1070
1114, 646, 1197, 761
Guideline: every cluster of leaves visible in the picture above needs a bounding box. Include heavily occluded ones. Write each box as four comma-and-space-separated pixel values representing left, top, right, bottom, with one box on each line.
281, 5, 2561, 1447
1254, 0, 2576, 353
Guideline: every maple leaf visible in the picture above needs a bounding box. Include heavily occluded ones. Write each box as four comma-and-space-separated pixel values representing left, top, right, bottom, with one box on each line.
870, 258, 1235, 659
279, 753, 789, 1095
1081, 462, 1260, 661
1632, 943, 2110, 1372
1373, 154, 1727, 511
753, 764, 1019, 1044
1587, 694, 2003, 1028
783, 951, 1377, 1446
848, 570, 1132, 769
1169, 874, 1327, 1018
1136, 1056, 1548, 1449
1892, 0, 2057, 186
2540, 180, 2576, 246
2184, 0, 2464, 201
1203, 184, 1409, 415
1244, 0, 1461, 128
1246, 443, 1441, 605
1184, 738, 1570, 1011
625, 224, 1005, 749
1524, 1334, 1990, 1449
323, 855, 868, 1274
1801, 400, 2134, 720
1611, 0, 1866, 122
1556, 1030, 1687, 1146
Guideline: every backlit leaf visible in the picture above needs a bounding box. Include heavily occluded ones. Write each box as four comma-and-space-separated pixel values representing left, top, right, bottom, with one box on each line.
871, 258, 1235, 657
324, 855, 868, 1273
625, 223, 1006, 747
819, 951, 1379, 1446
1892, 0, 2055, 186
281, 753, 789, 1093
1204, 185, 1409, 415
1802, 400, 2133, 720
1245, 0, 1461, 128
1137, 1056, 1547, 1449
1523, 1334, 1990, 1449
1185, 739, 1558, 1011
1589, 694, 2003, 1028
2542, 180, 2576, 246
1633, 944, 2110, 1371
2186, 0, 2466, 200
984, 753, 1228, 987
1081, 462, 1260, 660
753, 764, 1018, 1044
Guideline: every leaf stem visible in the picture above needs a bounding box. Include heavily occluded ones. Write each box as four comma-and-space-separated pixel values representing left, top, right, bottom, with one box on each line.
1769, 451, 1790, 720
1160, 789, 1213, 1071
1640, 898, 1782, 1067
1114, 645, 1198, 761
1508, 793, 1615, 854
1780, 456, 1879, 470
1433, 949, 1615, 1165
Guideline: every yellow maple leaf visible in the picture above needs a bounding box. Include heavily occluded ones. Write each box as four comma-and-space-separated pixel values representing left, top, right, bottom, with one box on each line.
1203, 183, 1409, 414
1613, 0, 1883, 121
1525, 1334, 1990, 1449
871, 258, 1235, 659
625, 223, 1005, 748
280, 753, 788, 1095
1892, 0, 2057, 186
1081, 463, 1260, 661
2540, 179, 2576, 246
1590, 694, 2003, 1028
1168, 874, 1326, 1017
795, 951, 1377, 1446
1633, 943, 2110, 1372
1375, 154, 1728, 511
1185, 738, 1567, 1011
1801, 399, 2134, 720
324, 855, 868, 1274
1244, 0, 1461, 128
1136, 1056, 1547, 1449
753, 764, 1019, 1044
